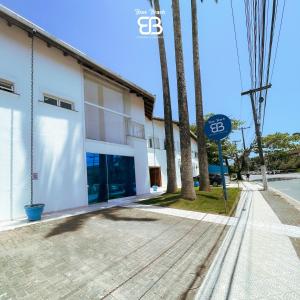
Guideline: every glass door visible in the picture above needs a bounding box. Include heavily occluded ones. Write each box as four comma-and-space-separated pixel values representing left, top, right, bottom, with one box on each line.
86, 153, 136, 203
86, 153, 108, 203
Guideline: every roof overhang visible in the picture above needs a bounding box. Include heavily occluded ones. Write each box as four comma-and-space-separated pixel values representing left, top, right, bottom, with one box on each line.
0, 5, 155, 119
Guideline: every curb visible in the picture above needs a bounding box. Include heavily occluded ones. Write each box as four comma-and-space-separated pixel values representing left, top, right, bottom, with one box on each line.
268, 186, 300, 212
195, 187, 249, 299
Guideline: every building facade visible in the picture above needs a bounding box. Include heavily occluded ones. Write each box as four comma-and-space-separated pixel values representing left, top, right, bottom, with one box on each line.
0, 6, 154, 221
146, 117, 199, 189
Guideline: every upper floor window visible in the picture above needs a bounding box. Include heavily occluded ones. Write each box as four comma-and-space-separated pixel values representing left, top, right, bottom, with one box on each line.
44, 95, 74, 111
148, 137, 160, 149
84, 74, 127, 145
0, 79, 14, 93
127, 120, 145, 139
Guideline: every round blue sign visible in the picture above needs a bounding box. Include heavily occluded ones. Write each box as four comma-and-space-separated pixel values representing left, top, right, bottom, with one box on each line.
204, 114, 232, 141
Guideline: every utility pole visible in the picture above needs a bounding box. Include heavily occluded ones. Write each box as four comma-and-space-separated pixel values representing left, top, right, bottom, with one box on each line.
241, 84, 271, 190
239, 126, 250, 151
232, 140, 241, 179
232, 140, 241, 165
239, 126, 250, 173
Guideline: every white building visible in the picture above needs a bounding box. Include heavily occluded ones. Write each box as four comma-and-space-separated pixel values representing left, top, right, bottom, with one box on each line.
0, 6, 155, 221
146, 117, 199, 189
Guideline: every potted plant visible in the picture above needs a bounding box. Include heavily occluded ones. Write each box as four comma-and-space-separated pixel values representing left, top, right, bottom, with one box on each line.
24, 203, 45, 221
24, 32, 45, 221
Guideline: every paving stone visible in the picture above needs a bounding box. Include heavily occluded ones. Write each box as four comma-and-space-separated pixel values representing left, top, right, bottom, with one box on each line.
0, 206, 226, 299
261, 190, 300, 258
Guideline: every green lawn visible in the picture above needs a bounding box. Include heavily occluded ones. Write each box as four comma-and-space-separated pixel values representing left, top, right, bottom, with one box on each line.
139, 187, 240, 216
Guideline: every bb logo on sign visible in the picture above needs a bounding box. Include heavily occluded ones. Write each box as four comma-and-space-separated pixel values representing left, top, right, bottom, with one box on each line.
137, 17, 163, 35
210, 122, 225, 133
204, 114, 232, 141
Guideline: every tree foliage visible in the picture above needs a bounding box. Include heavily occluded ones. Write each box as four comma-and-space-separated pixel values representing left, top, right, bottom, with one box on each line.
251, 132, 300, 171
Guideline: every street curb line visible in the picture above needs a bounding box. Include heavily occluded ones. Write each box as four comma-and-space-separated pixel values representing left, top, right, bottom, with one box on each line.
195, 188, 249, 300
268, 186, 300, 212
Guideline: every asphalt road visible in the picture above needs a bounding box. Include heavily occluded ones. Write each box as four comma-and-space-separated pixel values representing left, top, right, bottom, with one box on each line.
249, 173, 300, 202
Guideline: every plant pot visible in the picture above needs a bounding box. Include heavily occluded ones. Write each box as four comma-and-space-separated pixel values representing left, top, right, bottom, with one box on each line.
24, 203, 45, 221
152, 185, 158, 192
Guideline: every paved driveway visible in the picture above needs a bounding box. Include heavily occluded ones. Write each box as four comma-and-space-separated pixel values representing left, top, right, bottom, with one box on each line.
0, 207, 226, 300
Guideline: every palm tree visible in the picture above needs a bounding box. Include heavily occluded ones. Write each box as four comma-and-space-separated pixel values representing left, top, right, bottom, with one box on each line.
149, 0, 177, 193
172, 0, 196, 200
191, 0, 210, 191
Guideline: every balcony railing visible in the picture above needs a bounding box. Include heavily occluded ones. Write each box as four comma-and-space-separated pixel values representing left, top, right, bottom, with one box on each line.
85, 101, 129, 145
126, 119, 145, 139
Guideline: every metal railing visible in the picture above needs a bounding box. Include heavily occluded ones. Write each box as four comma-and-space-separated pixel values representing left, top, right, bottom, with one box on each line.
126, 119, 145, 139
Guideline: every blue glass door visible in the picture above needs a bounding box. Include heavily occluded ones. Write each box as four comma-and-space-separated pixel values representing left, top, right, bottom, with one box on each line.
107, 155, 136, 199
86, 153, 136, 203
86, 153, 108, 203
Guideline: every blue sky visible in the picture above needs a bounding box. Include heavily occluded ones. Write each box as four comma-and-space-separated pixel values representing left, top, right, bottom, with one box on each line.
1, 0, 299, 149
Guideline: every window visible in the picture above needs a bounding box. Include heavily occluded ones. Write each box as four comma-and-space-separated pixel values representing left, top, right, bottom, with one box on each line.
127, 120, 145, 139
84, 75, 126, 144
148, 137, 160, 149
0, 79, 14, 93
153, 137, 160, 149
43, 95, 74, 111
148, 138, 153, 148
60, 100, 73, 110
44, 96, 58, 106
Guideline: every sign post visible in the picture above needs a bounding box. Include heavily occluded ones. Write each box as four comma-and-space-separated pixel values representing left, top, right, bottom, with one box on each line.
204, 114, 232, 212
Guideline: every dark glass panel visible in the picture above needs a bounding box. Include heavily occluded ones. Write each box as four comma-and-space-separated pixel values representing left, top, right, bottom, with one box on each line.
107, 155, 136, 199
60, 101, 73, 110
44, 96, 58, 106
86, 153, 108, 203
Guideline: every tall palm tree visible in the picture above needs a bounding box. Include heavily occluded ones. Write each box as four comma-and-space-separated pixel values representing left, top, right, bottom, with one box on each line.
191, 0, 210, 191
172, 0, 196, 200
149, 0, 177, 193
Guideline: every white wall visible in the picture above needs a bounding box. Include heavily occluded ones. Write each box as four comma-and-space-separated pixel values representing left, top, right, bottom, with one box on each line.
128, 94, 150, 195
0, 19, 31, 220
0, 19, 86, 219
0, 18, 151, 221
145, 118, 199, 189
34, 39, 87, 214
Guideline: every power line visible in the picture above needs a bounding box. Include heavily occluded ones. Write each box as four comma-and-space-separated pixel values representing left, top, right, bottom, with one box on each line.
261, 0, 279, 132
270, 0, 286, 81
230, 0, 244, 91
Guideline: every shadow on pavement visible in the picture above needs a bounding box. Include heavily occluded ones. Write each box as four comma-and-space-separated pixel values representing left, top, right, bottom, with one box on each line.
44, 207, 158, 238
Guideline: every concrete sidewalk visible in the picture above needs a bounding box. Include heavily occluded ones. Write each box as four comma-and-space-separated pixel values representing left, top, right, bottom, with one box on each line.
197, 182, 300, 300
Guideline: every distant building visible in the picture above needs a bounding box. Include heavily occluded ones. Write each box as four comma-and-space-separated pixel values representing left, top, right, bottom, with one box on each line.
145, 117, 199, 188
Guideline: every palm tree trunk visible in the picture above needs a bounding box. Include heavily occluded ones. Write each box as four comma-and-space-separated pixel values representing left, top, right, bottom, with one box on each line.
191, 0, 210, 191
154, 0, 177, 193
172, 0, 196, 200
